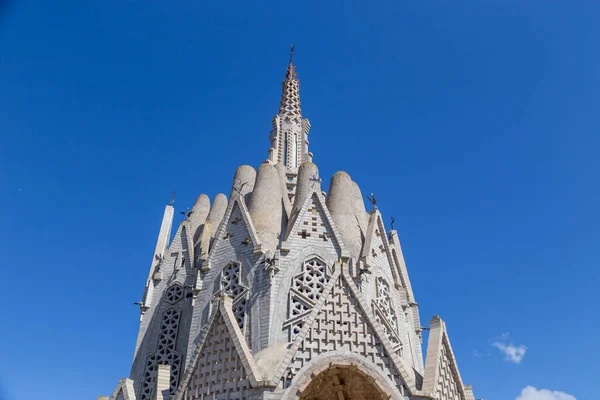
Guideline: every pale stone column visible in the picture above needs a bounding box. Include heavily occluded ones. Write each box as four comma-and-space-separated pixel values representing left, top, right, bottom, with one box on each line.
155, 364, 171, 400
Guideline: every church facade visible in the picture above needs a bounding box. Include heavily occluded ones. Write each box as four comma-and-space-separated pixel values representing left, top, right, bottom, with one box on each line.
103, 54, 477, 400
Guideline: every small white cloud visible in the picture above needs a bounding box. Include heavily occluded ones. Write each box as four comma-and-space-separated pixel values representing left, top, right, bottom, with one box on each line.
492, 341, 527, 363
516, 386, 576, 400
490, 332, 527, 363
472, 350, 490, 358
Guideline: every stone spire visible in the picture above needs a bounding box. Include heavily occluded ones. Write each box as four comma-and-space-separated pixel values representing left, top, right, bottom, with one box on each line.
279, 45, 302, 118
268, 46, 312, 199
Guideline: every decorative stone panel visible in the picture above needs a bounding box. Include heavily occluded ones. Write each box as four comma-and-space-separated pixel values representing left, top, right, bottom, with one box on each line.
183, 313, 251, 399
284, 258, 328, 340
220, 262, 249, 332
140, 307, 182, 400
165, 283, 184, 304
285, 275, 404, 391
372, 277, 402, 353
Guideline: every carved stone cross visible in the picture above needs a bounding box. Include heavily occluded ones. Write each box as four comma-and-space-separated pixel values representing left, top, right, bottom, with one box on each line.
298, 230, 310, 239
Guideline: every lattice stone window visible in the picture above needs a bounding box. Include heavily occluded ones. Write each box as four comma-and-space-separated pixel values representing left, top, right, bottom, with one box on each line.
376, 278, 393, 319
233, 298, 247, 328
283, 257, 328, 340
220, 262, 249, 332
165, 283, 184, 304
373, 277, 402, 352
140, 307, 182, 400
294, 258, 327, 300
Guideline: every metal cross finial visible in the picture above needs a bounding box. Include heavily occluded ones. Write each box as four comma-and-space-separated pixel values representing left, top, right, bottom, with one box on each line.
366, 193, 377, 211
169, 191, 175, 206
289, 44, 295, 65
391, 217, 395, 230
233, 180, 247, 196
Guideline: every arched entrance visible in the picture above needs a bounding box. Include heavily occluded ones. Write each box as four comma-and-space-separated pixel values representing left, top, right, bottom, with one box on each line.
298, 365, 388, 400
279, 351, 403, 400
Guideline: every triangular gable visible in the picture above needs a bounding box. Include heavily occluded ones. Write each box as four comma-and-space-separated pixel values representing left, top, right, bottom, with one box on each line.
388, 228, 423, 372
342, 268, 416, 391
282, 192, 346, 257
360, 210, 401, 288
174, 297, 266, 400
422, 316, 467, 400
204, 197, 262, 270
140, 223, 191, 312
160, 224, 189, 276
388, 229, 416, 302
159, 222, 194, 276
160, 223, 194, 277
272, 265, 416, 394
109, 378, 136, 400
180, 223, 195, 271
166, 223, 183, 253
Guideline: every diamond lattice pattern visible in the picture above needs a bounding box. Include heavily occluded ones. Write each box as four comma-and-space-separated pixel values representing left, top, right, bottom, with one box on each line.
184, 313, 250, 400
279, 70, 301, 117
435, 342, 461, 400
286, 276, 404, 390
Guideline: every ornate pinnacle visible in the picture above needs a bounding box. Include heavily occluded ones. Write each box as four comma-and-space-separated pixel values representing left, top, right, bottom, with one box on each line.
280, 46, 301, 117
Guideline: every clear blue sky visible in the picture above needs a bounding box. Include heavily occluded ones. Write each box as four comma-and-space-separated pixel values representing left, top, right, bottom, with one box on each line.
1, 1, 598, 399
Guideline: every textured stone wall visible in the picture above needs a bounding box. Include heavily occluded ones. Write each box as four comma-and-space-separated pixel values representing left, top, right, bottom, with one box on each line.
184, 313, 251, 399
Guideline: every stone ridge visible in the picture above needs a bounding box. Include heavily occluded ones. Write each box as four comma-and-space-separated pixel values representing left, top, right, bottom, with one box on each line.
420, 316, 468, 400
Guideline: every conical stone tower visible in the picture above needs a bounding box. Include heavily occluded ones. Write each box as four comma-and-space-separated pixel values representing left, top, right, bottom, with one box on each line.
105, 48, 477, 400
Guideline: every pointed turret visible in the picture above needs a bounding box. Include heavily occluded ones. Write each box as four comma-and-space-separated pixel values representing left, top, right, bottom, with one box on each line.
279, 45, 302, 118
267, 46, 312, 199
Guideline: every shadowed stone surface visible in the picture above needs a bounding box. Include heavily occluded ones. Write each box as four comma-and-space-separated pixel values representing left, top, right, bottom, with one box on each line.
299, 367, 385, 400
